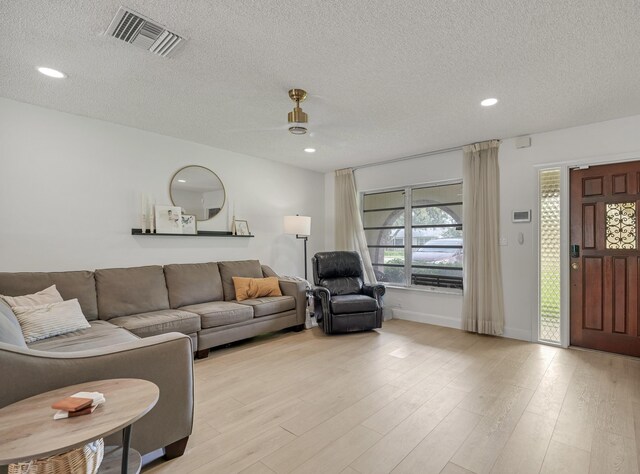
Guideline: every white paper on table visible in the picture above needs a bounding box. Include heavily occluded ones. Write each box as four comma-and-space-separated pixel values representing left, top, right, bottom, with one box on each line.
53, 391, 106, 420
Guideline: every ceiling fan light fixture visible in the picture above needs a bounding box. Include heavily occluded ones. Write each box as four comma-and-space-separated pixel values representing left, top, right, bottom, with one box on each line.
288, 125, 308, 135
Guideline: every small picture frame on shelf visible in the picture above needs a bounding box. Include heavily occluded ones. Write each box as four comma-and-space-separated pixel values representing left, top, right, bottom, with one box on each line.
181, 215, 197, 235
234, 219, 250, 236
155, 205, 182, 234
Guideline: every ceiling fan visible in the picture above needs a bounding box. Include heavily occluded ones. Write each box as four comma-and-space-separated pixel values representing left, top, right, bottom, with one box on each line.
287, 88, 309, 135
224, 88, 342, 140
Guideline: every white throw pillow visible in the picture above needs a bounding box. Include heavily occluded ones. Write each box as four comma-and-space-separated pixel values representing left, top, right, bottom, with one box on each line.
12, 299, 91, 343
0, 285, 64, 307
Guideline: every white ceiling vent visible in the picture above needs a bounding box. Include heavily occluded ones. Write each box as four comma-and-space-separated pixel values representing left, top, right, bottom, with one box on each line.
106, 7, 185, 58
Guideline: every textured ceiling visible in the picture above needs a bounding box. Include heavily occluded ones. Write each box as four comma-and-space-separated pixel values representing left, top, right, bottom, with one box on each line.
1, 1, 640, 172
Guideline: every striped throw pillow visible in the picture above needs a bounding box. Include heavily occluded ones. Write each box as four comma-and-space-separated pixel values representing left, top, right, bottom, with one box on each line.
0, 285, 63, 307
12, 299, 90, 343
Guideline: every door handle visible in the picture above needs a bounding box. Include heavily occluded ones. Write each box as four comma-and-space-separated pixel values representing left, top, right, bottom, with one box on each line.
571, 262, 579, 270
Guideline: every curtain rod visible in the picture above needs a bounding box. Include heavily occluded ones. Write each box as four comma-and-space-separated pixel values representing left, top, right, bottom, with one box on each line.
352, 145, 463, 171
351, 135, 504, 171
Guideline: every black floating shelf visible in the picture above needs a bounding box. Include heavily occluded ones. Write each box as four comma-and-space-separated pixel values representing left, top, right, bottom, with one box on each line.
131, 228, 254, 238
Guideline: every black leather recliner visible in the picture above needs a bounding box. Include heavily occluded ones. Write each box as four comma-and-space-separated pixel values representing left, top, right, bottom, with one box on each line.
312, 251, 386, 334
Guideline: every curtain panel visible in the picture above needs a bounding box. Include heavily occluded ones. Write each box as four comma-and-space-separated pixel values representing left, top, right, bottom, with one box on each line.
334, 168, 377, 284
462, 140, 505, 335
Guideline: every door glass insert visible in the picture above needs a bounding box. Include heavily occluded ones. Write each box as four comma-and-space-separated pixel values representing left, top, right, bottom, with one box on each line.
539, 169, 561, 343
605, 202, 636, 249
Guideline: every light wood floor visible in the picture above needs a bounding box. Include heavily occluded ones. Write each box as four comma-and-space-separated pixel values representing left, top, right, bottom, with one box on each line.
144, 319, 640, 474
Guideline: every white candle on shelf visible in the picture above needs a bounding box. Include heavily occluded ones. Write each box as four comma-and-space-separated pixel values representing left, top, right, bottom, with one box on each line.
231, 200, 236, 234
148, 195, 155, 234
141, 193, 147, 234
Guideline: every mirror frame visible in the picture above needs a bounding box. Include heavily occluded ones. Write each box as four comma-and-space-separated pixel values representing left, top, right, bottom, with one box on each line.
169, 165, 227, 221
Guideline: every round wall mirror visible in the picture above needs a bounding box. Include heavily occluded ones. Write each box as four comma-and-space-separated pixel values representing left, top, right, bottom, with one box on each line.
170, 166, 226, 221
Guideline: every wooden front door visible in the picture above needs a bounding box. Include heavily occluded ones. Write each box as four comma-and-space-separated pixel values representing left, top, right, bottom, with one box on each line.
570, 160, 640, 357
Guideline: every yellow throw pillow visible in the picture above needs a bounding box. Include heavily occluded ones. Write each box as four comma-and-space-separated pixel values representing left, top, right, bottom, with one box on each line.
232, 276, 282, 301
232, 277, 252, 301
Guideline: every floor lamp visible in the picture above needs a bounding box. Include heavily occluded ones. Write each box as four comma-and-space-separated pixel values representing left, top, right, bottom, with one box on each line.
284, 215, 311, 280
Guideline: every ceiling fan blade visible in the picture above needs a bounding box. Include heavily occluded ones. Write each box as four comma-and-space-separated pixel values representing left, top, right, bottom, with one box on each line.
224, 125, 288, 133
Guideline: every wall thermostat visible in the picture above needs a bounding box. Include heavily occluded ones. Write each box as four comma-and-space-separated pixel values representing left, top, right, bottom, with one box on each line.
512, 210, 531, 223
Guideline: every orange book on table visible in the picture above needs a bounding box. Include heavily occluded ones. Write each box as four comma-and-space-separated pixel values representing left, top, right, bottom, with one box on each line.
51, 397, 93, 413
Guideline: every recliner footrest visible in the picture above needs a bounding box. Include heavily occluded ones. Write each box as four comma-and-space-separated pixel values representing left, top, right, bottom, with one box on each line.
330, 311, 381, 333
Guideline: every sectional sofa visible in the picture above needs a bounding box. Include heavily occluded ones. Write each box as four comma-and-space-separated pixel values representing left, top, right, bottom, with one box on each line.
0, 260, 307, 458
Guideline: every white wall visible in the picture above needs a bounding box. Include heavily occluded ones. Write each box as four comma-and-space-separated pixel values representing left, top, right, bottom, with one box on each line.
498, 115, 640, 341
326, 114, 640, 341
0, 98, 324, 275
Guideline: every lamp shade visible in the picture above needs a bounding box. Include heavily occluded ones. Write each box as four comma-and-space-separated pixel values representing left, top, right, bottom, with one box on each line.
284, 215, 311, 236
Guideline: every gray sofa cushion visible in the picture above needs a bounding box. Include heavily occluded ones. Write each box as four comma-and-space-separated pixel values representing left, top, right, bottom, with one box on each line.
238, 296, 296, 318
95, 266, 169, 320
0, 271, 98, 320
27, 320, 138, 352
330, 295, 378, 314
0, 300, 27, 347
109, 309, 200, 338
164, 263, 223, 308
181, 301, 253, 329
218, 260, 263, 301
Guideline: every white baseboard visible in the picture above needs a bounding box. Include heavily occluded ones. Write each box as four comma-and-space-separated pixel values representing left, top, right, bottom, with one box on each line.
502, 326, 532, 342
391, 309, 531, 342
392, 309, 462, 329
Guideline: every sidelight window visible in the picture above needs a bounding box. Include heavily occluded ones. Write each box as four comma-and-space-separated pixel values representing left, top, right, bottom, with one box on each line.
539, 169, 561, 343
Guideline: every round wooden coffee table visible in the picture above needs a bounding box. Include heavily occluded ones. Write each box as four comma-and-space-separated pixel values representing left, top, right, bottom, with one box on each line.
0, 378, 159, 474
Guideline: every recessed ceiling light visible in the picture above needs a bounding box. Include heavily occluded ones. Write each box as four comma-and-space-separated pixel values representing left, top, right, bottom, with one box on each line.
178, 179, 186, 183
37, 67, 66, 79
304, 148, 316, 153
481, 98, 498, 107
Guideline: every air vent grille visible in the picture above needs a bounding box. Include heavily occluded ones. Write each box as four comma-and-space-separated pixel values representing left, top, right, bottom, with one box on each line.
106, 7, 185, 58
113, 12, 144, 42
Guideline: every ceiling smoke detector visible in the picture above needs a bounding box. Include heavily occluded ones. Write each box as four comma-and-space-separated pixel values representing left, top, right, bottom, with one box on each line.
105, 7, 185, 58
287, 89, 308, 135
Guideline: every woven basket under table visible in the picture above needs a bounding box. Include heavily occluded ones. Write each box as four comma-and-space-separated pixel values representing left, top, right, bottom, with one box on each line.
8, 438, 104, 474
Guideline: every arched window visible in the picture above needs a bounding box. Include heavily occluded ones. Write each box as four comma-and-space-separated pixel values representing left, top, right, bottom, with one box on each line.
363, 182, 463, 288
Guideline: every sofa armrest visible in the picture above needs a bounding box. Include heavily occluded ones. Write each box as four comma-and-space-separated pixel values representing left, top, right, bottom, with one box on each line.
278, 279, 307, 325
0, 333, 194, 456
261, 265, 307, 326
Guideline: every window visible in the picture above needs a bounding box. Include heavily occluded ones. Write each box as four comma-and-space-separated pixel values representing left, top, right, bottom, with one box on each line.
363, 182, 463, 289
538, 169, 561, 343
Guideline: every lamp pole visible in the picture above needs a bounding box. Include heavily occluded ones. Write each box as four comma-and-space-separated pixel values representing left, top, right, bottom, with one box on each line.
284, 214, 311, 281
297, 234, 308, 280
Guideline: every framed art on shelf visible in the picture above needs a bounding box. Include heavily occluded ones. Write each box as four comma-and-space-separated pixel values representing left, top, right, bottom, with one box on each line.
155, 205, 182, 234
181, 215, 197, 235
234, 219, 250, 236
